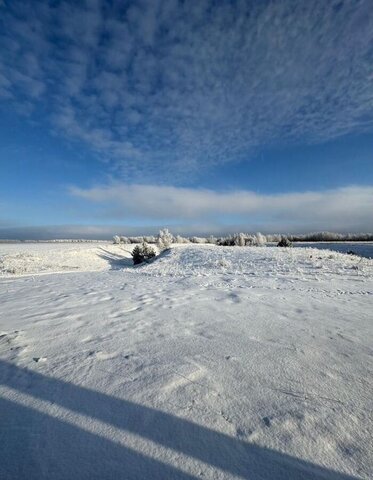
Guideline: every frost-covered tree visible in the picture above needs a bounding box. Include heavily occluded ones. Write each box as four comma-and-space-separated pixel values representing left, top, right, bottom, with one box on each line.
113, 235, 120, 244
217, 232, 267, 247
234, 233, 246, 246
253, 232, 266, 246
157, 229, 174, 250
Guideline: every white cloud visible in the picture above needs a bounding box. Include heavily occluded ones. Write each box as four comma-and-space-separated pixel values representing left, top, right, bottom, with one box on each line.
0, 0, 373, 179
69, 183, 373, 232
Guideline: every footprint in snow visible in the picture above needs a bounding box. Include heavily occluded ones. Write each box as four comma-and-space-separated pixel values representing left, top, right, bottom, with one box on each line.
88, 351, 118, 361
262, 416, 272, 427
236, 426, 255, 438
33, 357, 47, 363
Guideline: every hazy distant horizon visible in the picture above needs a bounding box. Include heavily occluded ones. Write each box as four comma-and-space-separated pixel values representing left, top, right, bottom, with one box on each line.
1, 224, 373, 242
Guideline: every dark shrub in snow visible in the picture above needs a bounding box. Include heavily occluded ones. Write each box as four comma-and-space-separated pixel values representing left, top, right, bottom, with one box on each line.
217, 235, 235, 246
132, 242, 156, 265
277, 236, 293, 247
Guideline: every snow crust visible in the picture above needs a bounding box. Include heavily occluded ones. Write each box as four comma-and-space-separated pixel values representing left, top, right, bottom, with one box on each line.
0, 242, 133, 276
0, 244, 372, 479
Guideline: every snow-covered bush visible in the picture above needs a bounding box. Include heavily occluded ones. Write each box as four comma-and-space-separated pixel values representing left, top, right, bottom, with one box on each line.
129, 236, 144, 244
143, 236, 157, 244
244, 236, 254, 246
217, 258, 232, 268
217, 232, 267, 247
190, 236, 208, 244
277, 236, 293, 247
217, 235, 234, 246
113, 235, 120, 244
157, 229, 174, 250
175, 235, 190, 244
132, 242, 156, 265
266, 234, 282, 243
234, 233, 246, 246
254, 232, 266, 246
244, 232, 266, 246
119, 236, 130, 244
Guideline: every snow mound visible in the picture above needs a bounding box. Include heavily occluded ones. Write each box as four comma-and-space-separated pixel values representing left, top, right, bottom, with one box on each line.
0, 243, 133, 276
133, 244, 372, 282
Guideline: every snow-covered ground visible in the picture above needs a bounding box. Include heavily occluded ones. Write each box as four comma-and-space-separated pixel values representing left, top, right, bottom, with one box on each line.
294, 242, 373, 259
0, 242, 133, 276
0, 243, 372, 479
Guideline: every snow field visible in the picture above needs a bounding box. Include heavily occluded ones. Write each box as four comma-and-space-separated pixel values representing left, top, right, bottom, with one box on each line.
0, 242, 135, 276
0, 244, 372, 479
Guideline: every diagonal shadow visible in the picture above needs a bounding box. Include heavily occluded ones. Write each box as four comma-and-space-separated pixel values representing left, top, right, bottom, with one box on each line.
0, 397, 198, 480
0, 360, 359, 480
97, 248, 133, 269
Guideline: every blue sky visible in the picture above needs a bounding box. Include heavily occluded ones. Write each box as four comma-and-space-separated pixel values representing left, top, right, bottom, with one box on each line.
0, 0, 372, 238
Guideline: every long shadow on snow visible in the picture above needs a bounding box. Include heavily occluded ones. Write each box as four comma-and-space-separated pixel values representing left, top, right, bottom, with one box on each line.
97, 247, 171, 270
0, 360, 358, 480
0, 397, 197, 480
97, 247, 133, 269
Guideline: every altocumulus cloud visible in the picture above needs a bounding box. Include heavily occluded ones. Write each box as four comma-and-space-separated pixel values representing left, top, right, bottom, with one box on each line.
70, 184, 373, 232
0, 0, 373, 179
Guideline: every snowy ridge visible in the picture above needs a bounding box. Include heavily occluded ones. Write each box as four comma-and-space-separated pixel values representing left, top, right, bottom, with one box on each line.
136, 244, 372, 277
133, 245, 373, 292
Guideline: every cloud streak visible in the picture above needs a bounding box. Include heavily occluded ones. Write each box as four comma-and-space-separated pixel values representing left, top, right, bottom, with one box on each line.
1, 0, 373, 179
70, 183, 373, 232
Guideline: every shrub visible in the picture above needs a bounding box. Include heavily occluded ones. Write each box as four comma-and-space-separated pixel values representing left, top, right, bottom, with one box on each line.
143, 235, 157, 243
113, 235, 120, 244
190, 236, 208, 244
217, 233, 267, 247
217, 258, 231, 268
157, 228, 174, 250
129, 236, 144, 244
217, 235, 234, 246
254, 232, 266, 246
175, 235, 190, 244
234, 233, 246, 246
277, 236, 293, 247
245, 236, 254, 246
132, 242, 156, 265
